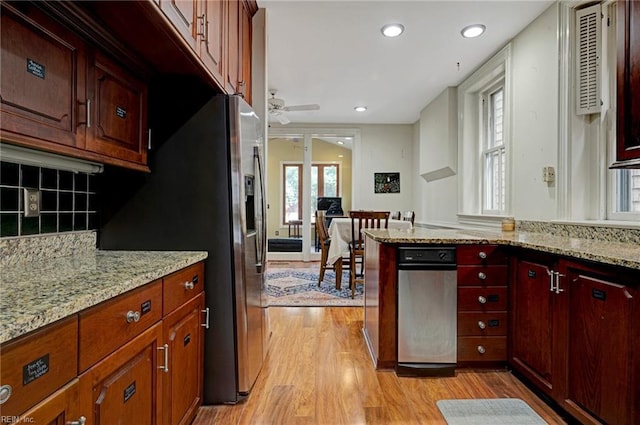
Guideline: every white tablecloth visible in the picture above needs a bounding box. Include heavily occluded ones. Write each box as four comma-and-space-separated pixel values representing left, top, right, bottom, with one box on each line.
326, 218, 412, 265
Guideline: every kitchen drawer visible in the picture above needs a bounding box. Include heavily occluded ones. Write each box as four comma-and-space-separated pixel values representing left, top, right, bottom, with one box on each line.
0, 316, 78, 418
79, 280, 162, 372
457, 312, 507, 336
163, 261, 204, 315
457, 245, 508, 265
457, 265, 508, 286
457, 336, 507, 362
457, 287, 508, 311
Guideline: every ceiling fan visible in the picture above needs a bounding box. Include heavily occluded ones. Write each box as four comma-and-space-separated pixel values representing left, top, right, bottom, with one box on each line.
268, 90, 320, 125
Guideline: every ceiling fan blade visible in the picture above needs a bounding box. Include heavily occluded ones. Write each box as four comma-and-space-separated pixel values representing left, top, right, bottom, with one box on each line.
275, 113, 290, 125
283, 104, 320, 112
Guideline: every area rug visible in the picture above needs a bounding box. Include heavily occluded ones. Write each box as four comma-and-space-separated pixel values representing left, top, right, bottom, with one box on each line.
265, 267, 363, 307
436, 399, 548, 425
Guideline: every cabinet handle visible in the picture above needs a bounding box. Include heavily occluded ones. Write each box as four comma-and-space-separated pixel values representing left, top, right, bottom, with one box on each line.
86, 99, 91, 128
202, 308, 210, 329
477, 296, 487, 304
147, 128, 152, 150
197, 14, 206, 40
478, 272, 486, 280
555, 272, 565, 294
548, 269, 555, 292
184, 281, 195, 290
477, 321, 486, 330
477, 345, 486, 354
67, 416, 86, 425
158, 343, 169, 373
478, 251, 487, 259
126, 310, 141, 323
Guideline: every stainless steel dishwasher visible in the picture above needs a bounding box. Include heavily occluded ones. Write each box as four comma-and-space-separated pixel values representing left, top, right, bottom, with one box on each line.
396, 246, 457, 377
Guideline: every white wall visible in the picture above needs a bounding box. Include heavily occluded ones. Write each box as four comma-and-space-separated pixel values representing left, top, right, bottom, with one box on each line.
354, 124, 414, 212
510, 3, 559, 220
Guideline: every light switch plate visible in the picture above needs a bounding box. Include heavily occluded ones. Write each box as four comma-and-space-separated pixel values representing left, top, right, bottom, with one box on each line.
542, 166, 555, 183
24, 188, 41, 217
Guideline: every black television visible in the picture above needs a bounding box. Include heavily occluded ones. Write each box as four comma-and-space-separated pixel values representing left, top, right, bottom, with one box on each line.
317, 197, 343, 216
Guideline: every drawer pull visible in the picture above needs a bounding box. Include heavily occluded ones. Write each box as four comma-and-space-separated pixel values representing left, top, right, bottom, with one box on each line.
478, 272, 486, 280
158, 344, 169, 373
67, 416, 87, 425
0, 384, 11, 404
478, 251, 487, 259
477, 321, 486, 330
478, 296, 487, 304
477, 345, 486, 354
184, 281, 195, 290
126, 310, 141, 323
202, 308, 210, 329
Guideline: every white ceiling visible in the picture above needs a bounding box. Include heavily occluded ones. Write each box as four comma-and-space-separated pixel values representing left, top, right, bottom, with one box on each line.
258, 0, 554, 125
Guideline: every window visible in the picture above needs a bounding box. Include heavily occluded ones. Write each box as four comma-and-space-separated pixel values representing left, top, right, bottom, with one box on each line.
283, 163, 340, 224
457, 44, 510, 220
614, 169, 640, 215
482, 85, 506, 213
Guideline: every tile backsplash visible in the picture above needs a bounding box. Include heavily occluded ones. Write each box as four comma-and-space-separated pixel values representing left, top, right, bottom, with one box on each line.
0, 161, 98, 237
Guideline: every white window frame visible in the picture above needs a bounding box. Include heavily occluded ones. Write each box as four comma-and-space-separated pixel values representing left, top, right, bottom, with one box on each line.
481, 81, 507, 214
458, 44, 512, 225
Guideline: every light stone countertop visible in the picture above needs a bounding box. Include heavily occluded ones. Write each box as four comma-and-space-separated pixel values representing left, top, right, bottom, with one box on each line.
0, 250, 208, 344
363, 227, 640, 270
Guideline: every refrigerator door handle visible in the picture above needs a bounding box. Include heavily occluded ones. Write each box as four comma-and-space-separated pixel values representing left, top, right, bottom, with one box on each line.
254, 145, 267, 273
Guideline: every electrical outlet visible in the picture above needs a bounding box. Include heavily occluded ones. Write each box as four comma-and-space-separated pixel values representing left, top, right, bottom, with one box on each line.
23, 188, 40, 217
542, 166, 555, 183
275, 230, 279, 236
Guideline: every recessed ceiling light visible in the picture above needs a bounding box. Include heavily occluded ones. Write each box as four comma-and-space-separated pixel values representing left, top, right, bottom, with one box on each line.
338, 154, 344, 158
354, 106, 367, 112
344, 137, 352, 140
337, 140, 344, 145
461, 24, 486, 38
381, 23, 404, 38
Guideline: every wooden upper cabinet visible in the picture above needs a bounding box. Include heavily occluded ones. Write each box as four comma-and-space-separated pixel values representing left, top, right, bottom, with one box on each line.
159, 0, 199, 50
614, 0, 640, 167
0, 3, 87, 149
199, 0, 226, 87
226, 0, 240, 95
85, 51, 148, 166
239, 0, 253, 104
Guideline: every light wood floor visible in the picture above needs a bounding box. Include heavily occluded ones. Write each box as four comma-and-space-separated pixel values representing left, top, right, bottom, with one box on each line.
193, 306, 569, 425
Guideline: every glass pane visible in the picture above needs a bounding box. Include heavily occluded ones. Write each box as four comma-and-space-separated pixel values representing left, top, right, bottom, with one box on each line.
323, 165, 338, 196
489, 88, 504, 149
284, 165, 300, 222
616, 169, 640, 212
484, 148, 505, 212
311, 166, 318, 220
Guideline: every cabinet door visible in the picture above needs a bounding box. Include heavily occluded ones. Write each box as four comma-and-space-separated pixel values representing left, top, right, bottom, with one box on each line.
199, 0, 225, 87
510, 259, 555, 395
0, 3, 87, 149
17, 380, 83, 425
79, 323, 164, 425
162, 293, 204, 425
159, 0, 198, 50
564, 267, 635, 425
86, 51, 148, 166
225, 0, 240, 95
239, 0, 253, 103
615, 0, 640, 165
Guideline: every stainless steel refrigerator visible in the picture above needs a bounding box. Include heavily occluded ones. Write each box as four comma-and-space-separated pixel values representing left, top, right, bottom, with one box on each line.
99, 95, 268, 404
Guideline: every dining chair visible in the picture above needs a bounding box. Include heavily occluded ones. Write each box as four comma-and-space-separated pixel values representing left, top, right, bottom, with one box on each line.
348, 210, 390, 298
390, 211, 401, 220
315, 210, 343, 289
401, 210, 415, 225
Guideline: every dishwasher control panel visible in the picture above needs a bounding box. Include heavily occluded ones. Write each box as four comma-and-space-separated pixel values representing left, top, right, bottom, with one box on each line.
397, 247, 456, 267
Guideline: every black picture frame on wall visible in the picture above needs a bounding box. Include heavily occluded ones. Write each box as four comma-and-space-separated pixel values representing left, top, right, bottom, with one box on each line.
374, 172, 400, 193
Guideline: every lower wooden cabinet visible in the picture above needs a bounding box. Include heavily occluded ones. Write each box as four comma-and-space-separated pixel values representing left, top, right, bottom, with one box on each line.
79, 322, 164, 425
16, 379, 83, 425
510, 251, 640, 425
162, 293, 205, 425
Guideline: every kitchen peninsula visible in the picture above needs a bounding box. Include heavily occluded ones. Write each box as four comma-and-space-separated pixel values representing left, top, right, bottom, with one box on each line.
362, 224, 640, 425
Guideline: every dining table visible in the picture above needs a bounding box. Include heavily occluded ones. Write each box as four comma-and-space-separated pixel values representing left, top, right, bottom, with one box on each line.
326, 217, 413, 288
